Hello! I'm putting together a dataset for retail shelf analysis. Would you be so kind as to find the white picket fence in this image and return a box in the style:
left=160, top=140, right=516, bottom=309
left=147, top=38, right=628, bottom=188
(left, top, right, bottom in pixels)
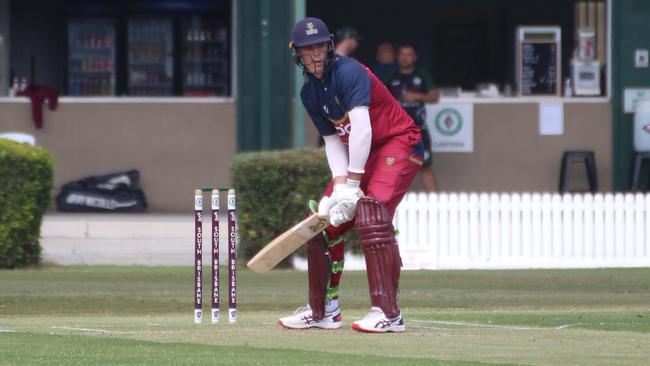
left=393, top=192, right=650, bottom=270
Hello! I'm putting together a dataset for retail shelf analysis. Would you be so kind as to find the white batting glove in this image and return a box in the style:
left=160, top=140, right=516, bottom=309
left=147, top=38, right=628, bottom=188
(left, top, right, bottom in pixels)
left=318, top=195, right=334, bottom=217
left=331, top=179, right=364, bottom=206
left=328, top=200, right=357, bottom=227
left=317, top=178, right=364, bottom=220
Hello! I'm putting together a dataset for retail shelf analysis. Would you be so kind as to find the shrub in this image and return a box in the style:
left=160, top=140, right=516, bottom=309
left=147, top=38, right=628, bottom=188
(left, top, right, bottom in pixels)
left=0, top=139, right=54, bottom=268
left=231, top=148, right=331, bottom=261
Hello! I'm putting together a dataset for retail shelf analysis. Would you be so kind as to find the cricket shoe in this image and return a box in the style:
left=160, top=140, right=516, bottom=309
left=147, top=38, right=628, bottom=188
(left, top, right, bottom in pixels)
left=351, top=307, right=405, bottom=333
left=278, top=305, right=342, bottom=330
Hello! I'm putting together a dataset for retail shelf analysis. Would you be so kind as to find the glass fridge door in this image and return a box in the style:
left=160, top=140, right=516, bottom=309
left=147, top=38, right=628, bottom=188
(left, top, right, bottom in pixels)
left=67, top=20, right=116, bottom=96
left=128, top=19, right=174, bottom=96
left=182, top=16, right=229, bottom=96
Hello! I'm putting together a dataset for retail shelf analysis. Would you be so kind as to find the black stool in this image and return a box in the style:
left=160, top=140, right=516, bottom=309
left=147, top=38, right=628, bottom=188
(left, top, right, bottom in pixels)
left=559, top=151, right=598, bottom=193
left=630, top=152, right=650, bottom=192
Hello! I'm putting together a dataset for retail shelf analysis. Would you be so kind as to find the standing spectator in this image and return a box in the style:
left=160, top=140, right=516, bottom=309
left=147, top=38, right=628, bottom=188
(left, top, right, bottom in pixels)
left=385, top=43, right=439, bottom=192
left=334, top=26, right=361, bottom=57
left=373, top=41, right=397, bottom=83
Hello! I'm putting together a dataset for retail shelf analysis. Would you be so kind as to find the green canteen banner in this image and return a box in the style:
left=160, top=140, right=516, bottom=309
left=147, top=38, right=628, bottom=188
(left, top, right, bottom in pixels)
left=425, top=103, right=474, bottom=153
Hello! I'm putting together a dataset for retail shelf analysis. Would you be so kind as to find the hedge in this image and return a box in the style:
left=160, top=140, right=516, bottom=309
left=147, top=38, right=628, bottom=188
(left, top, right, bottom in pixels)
left=232, top=148, right=331, bottom=261
left=0, top=139, right=54, bottom=268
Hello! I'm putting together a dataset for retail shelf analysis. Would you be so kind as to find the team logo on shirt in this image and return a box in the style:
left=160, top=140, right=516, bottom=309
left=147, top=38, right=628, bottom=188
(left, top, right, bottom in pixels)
left=323, top=104, right=329, bottom=114
left=306, top=22, right=318, bottom=35
left=413, top=77, right=422, bottom=86
left=334, top=122, right=352, bottom=139
left=386, top=157, right=396, bottom=166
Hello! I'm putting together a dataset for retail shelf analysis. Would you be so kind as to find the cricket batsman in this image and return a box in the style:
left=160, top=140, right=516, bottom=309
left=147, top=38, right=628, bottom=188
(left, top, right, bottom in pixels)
left=278, top=17, right=424, bottom=333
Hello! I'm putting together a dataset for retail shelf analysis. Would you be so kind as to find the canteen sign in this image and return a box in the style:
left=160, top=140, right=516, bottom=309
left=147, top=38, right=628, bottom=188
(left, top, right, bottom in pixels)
left=425, top=103, right=474, bottom=153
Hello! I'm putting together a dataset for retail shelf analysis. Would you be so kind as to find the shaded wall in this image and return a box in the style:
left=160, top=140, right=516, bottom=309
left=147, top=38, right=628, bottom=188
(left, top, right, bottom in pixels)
left=432, top=102, right=612, bottom=192
left=0, top=100, right=236, bottom=211
left=309, top=0, right=576, bottom=90
left=9, top=0, right=65, bottom=90
left=303, top=101, right=612, bottom=193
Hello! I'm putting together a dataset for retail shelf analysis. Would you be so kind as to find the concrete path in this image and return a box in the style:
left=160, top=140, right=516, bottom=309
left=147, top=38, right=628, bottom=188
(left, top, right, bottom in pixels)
left=40, top=213, right=367, bottom=268
left=41, top=213, right=205, bottom=265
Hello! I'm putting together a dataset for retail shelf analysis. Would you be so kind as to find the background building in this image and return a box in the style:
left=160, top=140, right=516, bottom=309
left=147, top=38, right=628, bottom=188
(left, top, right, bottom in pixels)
left=1, top=0, right=649, bottom=210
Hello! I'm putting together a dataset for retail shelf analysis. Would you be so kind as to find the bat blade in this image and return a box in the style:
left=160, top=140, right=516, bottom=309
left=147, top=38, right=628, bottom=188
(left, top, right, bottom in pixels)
left=247, top=214, right=329, bottom=273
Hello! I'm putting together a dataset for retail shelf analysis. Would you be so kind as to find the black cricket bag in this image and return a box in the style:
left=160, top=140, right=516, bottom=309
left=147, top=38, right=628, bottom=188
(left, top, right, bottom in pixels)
left=55, top=170, right=148, bottom=212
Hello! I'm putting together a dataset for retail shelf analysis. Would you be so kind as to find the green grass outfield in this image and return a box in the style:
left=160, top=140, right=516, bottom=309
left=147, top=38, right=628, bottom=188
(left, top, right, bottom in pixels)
left=1, top=266, right=650, bottom=365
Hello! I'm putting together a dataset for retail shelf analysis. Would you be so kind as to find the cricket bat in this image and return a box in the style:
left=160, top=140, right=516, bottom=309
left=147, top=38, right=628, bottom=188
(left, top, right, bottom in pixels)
left=247, top=214, right=330, bottom=273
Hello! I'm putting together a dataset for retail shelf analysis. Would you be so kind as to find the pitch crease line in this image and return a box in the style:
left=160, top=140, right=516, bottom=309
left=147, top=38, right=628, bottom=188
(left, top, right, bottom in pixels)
left=50, top=326, right=124, bottom=334
left=411, top=320, right=544, bottom=330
